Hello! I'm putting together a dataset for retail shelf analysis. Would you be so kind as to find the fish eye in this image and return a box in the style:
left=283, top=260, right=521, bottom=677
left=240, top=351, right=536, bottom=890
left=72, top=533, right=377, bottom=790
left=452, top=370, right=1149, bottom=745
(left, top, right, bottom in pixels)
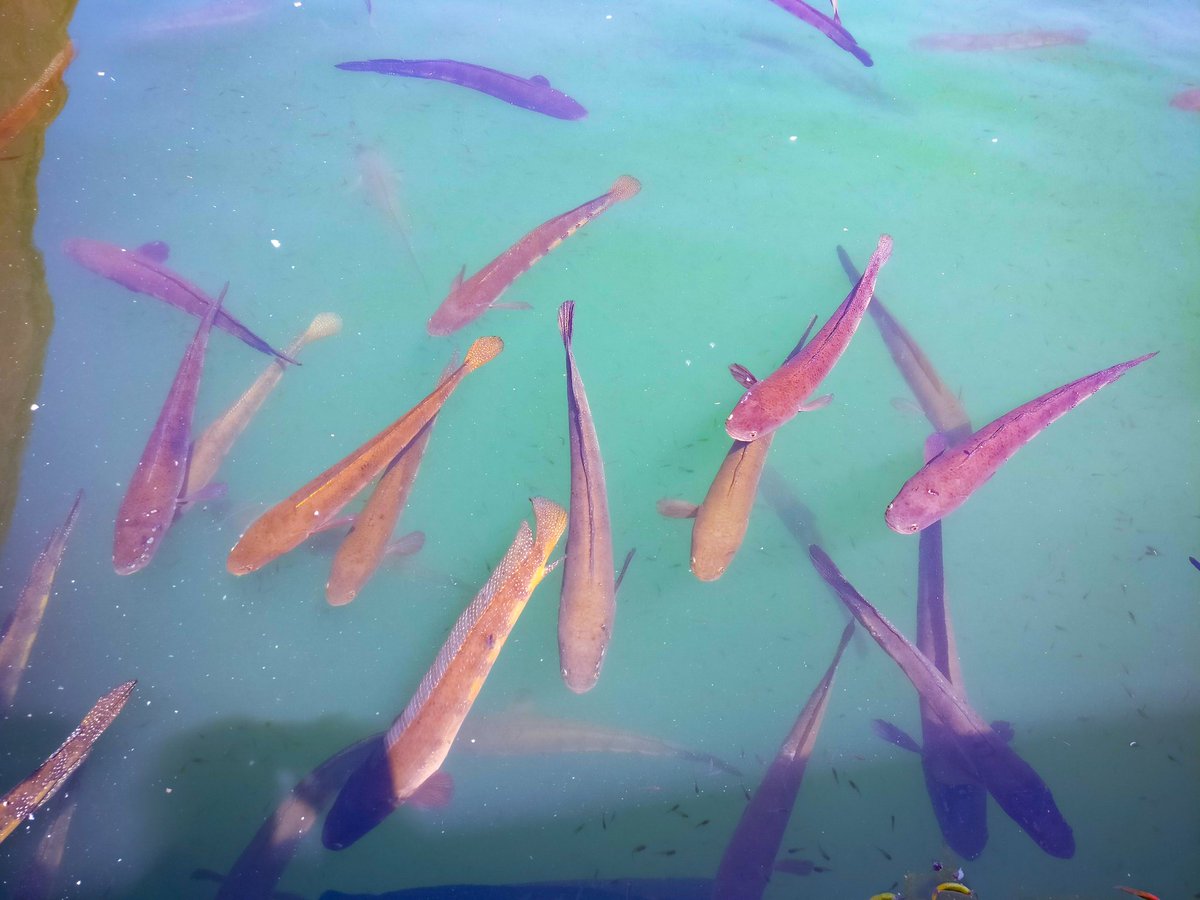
left=909, top=524, right=919, bottom=533
left=748, top=430, right=757, bottom=439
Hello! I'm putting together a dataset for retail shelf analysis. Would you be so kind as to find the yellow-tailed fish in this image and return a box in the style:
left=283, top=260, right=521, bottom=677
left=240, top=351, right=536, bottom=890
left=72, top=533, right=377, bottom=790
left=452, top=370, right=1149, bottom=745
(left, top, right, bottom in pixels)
left=0, top=491, right=83, bottom=711
left=934, top=884, right=974, bottom=897
left=322, top=497, right=567, bottom=850
left=0, top=680, right=135, bottom=845
left=325, top=355, right=457, bottom=607
left=186, top=312, right=342, bottom=499
left=227, top=336, right=503, bottom=575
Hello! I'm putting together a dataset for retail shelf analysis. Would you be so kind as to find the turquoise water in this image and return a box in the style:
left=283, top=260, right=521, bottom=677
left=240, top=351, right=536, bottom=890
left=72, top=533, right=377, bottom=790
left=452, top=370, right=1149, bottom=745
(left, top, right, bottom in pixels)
left=3, top=0, right=1198, bottom=896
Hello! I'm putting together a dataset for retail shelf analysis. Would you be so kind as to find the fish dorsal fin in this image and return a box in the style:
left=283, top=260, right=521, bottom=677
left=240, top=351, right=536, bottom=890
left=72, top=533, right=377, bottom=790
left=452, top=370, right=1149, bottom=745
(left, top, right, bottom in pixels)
left=134, top=241, right=170, bottom=263
left=529, top=74, right=550, bottom=86
left=450, top=264, right=466, bottom=292
left=729, top=363, right=757, bottom=388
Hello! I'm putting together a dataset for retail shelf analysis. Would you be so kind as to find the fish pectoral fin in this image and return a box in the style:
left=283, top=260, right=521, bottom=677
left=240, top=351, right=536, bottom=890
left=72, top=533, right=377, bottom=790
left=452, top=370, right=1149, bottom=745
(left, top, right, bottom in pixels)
left=729, top=363, right=757, bottom=387
left=490, top=301, right=533, bottom=311
left=450, top=264, right=466, bottom=291
left=799, top=394, right=833, bottom=412
left=656, top=498, right=699, bottom=519
left=134, top=240, right=170, bottom=262
left=529, top=74, right=551, bottom=86
left=408, top=770, right=454, bottom=809
left=544, top=554, right=566, bottom=575
left=989, top=719, right=1015, bottom=743
left=385, top=530, right=425, bottom=557
left=179, top=482, right=228, bottom=507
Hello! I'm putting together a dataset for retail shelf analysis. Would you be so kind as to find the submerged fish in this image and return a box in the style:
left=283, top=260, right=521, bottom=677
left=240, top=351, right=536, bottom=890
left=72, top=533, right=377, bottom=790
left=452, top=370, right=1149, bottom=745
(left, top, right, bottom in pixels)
left=912, top=29, right=1087, bottom=52
left=726, top=234, right=892, bottom=441
left=1171, top=88, right=1200, bottom=111
left=885, top=352, right=1157, bottom=534
left=0, top=40, right=75, bottom=150
left=0, top=491, right=83, bottom=710
left=140, top=0, right=270, bottom=35
left=114, top=287, right=227, bottom=575
left=807, top=545, right=1075, bottom=858
left=325, top=357, right=455, bottom=607
left=763, top=0, right=874, bottom=66
left=557, top=301, right=616, bottom=692
left=63, top=238, right=292, bottom=363
left=1114, top=888, right=1160, bottom=900
left=15, top=796, right=75, bottom=900
left=323, top=498, right=567, bottom=850
left=186, top=313, right=343, bottom=499
left=712, top=622, right=854, bottom=900
left=227, top=337, right=503, bottom=575
left=0, top=680, right=135, bottom=845
left=456, top=705, right=741, bottom=776
left=354, top=145, right=428, bottom=289
left=335, top=59, right=587, bottom=120
left=426, top=176, right=640, bottom=335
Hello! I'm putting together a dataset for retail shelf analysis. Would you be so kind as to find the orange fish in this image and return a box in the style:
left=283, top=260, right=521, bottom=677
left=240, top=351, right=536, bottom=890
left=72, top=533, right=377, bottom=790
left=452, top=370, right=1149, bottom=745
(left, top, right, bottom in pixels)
left=0, top=40, right=75, bottom=150
left=227, top=336, right=503, bottom=574
left=1115, top=888, right=1159, bottom=900
left=322, top=498, right=566, bottom=849
left=0, top=680, right=135, bottom=845
left=427, top=176, right=640, bottom=335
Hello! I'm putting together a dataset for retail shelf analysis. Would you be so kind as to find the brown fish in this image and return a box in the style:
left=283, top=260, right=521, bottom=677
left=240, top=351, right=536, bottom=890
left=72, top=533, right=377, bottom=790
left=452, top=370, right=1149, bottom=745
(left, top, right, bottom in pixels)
left=0, top=680, right=135, bottom=845
left=0, top=40, right=75, bottom=150
left=557, top=301, right=615, bottom=692
left=227, top=336, right=503, bottom=574
left=322, top=498, right=567, bottom=850
left=0, top=491, right=83, bottom=711
left=427, top=177, right=640, bottom=335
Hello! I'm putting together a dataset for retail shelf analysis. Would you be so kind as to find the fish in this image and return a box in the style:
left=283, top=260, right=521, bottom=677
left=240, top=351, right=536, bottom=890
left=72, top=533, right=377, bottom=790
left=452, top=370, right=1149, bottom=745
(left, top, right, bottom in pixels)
left=1171, top=88, right=1200, bottom=111
left=556, top=301, right=616, bottom=692
left=426, top=176, right=641, bottom=335
left=227, top=336, right=503, bottom=575
left=114, top=286, right=227, bottom=575
left=63, top=238, right=293, bottom=363
left=773, top=858, right=818, bottom=876
left=657, top=317, right=818, bottom=581
left=186, top=313, right=343, bottom=500
left=325, top=357, right=456, bottom=607
left=318, top=879, right=715, bottom=900
left=912, top=29, right=1087, bottom=52
left=0, top=40, right=75, bottom=150
left=0, top=680, right=135, bottom=845
left=806, top=544, right=1075, bottom=858
left=140, top=0, right=270, bottom=35
left=762, top=0, right=874, bottom=66
left=0, top=491, right=83, bottom=710
left=322, top=498, right=567, bottom=850
left=725, top=234, right=892, bottom=441
left=14, top=797, right=75, bottom=900
left=354, top=145, right=428, bottom=290
left=1190, top=556, right=1200, bottom=572
left=217, top=734, right=380, bottom=899
left=837, top=246, right=971, bottom=443
left=455, top=704, right=741, bottom=776
left=334, top=59, right=587, bottom=120
left=712, top=621, right=854, bottom=900
left=870, top=719, right=921, bottom=753
left=885, top=352, right=1157, bottom=534
left=1114, top=888, right=1160, bottom=900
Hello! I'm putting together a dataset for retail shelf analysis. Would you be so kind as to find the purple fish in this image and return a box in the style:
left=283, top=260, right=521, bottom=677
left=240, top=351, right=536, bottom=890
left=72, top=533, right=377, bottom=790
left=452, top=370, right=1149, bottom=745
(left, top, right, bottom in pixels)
left=113, top=286, right=227, bottom=575
left=334, top=59, right=587, bottom=120
left=807, top=544, right=1075, bottom=858
left=63, top=238, right=293, bottom=364
left=712, top=621, right=854, bottom=900
left=763, top=0, right=874, bottom=66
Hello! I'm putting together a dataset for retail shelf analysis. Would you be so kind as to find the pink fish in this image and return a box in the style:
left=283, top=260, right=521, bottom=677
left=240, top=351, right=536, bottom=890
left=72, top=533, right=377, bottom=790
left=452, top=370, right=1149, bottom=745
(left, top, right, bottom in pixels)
left=886, top=352, right=1157, bottom=534
left=726, top=234, right=892, bottom=441
left=113, top=287, right=227, bottom=574
left=1170, top=87, right=1200, bottom=111
left=427, top=176, right=640, bottom=335
left=912, top=29, right=1087, bottom=52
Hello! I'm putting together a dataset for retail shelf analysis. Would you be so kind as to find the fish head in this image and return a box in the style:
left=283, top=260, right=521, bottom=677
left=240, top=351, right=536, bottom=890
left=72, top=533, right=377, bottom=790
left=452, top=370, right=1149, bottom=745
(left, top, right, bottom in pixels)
left=884, top=481, right=943, bottom=534
left=113, top=514, right=167, bottom=575
left=724, top=389, right=777, bottom=442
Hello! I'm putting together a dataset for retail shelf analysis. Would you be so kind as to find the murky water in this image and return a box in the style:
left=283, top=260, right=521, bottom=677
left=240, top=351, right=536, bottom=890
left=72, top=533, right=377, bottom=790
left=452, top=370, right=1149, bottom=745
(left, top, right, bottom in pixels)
left=1, top=0, right=1197, bottom=897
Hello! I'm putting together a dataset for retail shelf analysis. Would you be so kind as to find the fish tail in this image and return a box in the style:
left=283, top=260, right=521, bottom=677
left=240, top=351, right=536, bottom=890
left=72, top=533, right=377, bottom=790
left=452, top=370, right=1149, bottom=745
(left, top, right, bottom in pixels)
left=464, top=335, right=504, bottom=371
left=302, top=312, right=343, bottom=344
left=530, top=497, right=568, bottom=552
left=609, top=175, right=641, bottom=202
left=558, top=300, right=575, bottom=347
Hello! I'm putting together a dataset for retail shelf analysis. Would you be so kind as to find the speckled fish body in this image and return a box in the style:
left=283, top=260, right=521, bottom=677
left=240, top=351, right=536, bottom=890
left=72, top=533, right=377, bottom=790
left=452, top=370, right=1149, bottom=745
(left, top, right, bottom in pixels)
left=808, top=545, right=1075, bottom=858
left=323, top=498, right=567, bottom=850
left=335, top=59, right=587, bottom=120
left=0, top=680, right=135, bottom=845
left=63, top=238, right=292, bottom=363
left=218, top=734, right=381, bottom=900
left=885, top=352, right=1157, bottom=534
left=0, top=491, right=83, bottom=710
left=556, top=302, right=615, bottom=693
left=227, top=337, right=503, bottom=575
left=325, top=357, right=454, bottom=607
left=726, top=234, right=892, bottom=441
left=427, top=176, right=640, bottom=335
left=764, top=0, right=874, bottom=66
left=186, top=313, right=342, bottom=499
left=912, top=29, right=1087, bottom=51
left=113, top=291, right=225, bottom=575
left=712, top=622, right=854, bottom=900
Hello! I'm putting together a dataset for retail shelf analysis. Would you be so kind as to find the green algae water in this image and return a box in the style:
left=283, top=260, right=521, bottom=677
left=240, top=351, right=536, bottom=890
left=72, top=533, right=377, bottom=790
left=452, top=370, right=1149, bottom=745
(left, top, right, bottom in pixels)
left=2, top=0, right=1197, bottom=896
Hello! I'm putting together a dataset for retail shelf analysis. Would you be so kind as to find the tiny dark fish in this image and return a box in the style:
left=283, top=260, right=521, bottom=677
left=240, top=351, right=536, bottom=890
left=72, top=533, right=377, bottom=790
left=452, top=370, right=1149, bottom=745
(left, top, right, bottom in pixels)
left=601, top=812, right=607, bottom=831
left=787, top=847, right=805, bottom=854
left=818, top=842, right=831, bottom=861
left=814, top=866, right=831, bottom=873
left=573, top=823, right=585, bottom=834
left=1128, top=611, right=1137, bottom=624
left=632, top=845, right=646, bottom=854
left=668, top=804, right=679, bottom=813
left=831, top=767, right=840, bottom=785
left=694, top=778, right=701, bottom=796
left=876, top=846, right=893, bottom=861
left=890, top=814, right=895, bottom=832
left=848, top=779, right=860, bottom=795
left=657, top=849, right=676, bottom=857
left=695, top=819, right=710, bottom=828
left=1190, top=556, right=1200, bottom=572
left=741, top=785, right=752, bottom=801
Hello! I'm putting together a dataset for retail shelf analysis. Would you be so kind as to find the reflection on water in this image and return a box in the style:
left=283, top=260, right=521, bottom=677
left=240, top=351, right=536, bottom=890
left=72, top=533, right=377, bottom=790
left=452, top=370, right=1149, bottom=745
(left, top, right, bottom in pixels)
left=1, top=0, right=1197, bottom=898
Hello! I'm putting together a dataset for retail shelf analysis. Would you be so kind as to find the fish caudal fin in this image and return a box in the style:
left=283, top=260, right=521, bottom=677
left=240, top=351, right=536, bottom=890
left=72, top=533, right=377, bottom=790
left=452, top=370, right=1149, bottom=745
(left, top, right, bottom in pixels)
left=464, top=336, right=504, bottom=371
left=558, top=300, right=575, bottom=347
left=531, top=496, right=568, bottom=551
left=304, top=312, right=343, bottom=342
left=609, top=175, right=641, bottom=202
